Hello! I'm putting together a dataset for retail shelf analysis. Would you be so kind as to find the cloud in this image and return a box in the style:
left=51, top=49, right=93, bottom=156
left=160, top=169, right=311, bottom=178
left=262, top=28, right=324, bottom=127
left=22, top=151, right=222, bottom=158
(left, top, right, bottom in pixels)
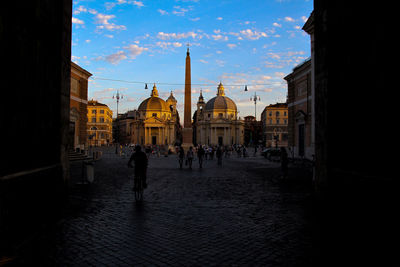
left=123, top=44, right=148, bottom=58
left=227, top=43, right=237, bottom=49
left=72, top=17, right=84, bottom=24
left=157, top=31, right=199, bottom=40
left=105, top=51, right=127, bottom=64
left=158, top=9, right=168, bottom=15
left=216, top=17, right=223, bottom=20
left=132, top=1, right=144, bottom=8
left=155, top=41, right=183, bottom=50
left=212, top=34, right=228, bottom=41
left=199, top=59, right=208, bottom=64
left=95, top=13, right=127, bottom=31
left=172, top=6, right=190, bottom=16
left=190, top=17, right=200, bottom=21
left=239, top=29, right=268, bottom=40
left=273, top=22, right=282, bottom=27
left=284, top=16, right=295, bottom=22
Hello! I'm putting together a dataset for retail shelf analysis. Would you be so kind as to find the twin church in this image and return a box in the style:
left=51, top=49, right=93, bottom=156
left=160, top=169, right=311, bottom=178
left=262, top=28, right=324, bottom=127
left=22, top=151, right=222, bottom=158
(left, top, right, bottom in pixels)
left=115, top=48, right=244, bottom=147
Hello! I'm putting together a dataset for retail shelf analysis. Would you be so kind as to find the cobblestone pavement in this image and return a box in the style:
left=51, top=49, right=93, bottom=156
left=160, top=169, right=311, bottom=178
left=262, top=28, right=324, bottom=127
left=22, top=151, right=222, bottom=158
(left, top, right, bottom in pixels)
left=21, top=148, right=315, bottom=266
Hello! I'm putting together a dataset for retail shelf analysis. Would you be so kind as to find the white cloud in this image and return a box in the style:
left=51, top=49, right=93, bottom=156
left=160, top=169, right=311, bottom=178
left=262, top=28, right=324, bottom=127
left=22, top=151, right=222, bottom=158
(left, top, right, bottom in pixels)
left=155, top=41, right=183, bottom=49
left=199, top=59, right=208, bottom=64
left=212, top=34, right=228, bottom=41
left=273, top=22, right=282, bottom=27
left=72, top=17, right=84, bottom=24
left=239, top=29, right=268, bottom=40
left=216, top=17, right=223, bottom=20
left=132, top=1, right=144, bottom=8
left=105, top=51, right=127, bottom=64
left=158, top=9, right=168, bottom=15
left=124, top=44, right=148, bottom=58
left=172, top=6, right=190, bottom=16
left=284, top=16, right=295, bottom=22
left=190, top=17, right=200, bottom=21
left=227, top=43, right=237, bottom=49
left=73, top=6, right=87, bottom=15
left=95, top=13, right=127, bottom=31
left=157, top=31, right=199, bottom=40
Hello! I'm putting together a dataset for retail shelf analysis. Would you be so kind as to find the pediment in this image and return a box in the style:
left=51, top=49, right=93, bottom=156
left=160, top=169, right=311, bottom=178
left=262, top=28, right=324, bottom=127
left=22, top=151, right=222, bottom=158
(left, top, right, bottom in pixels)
left=144, top=116, right=164, bottom=123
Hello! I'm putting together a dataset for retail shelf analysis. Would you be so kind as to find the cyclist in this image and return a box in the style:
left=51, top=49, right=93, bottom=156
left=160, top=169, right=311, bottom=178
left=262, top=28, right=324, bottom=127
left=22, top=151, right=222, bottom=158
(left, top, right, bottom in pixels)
left=178, top=146, right=185, bottom=169
left=128, top=145, right=148, bottom=190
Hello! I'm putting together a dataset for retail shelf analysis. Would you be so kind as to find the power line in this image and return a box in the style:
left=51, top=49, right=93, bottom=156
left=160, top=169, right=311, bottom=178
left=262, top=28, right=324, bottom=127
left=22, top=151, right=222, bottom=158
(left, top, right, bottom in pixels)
left=90, top=76, right=286, bottom=87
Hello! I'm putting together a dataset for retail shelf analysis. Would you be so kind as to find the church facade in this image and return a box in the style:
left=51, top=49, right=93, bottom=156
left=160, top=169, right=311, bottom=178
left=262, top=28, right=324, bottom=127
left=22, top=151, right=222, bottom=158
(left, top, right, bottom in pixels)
left=115, top=84, right=181, bottom=146
left=193, top=83, right=244, bottom=146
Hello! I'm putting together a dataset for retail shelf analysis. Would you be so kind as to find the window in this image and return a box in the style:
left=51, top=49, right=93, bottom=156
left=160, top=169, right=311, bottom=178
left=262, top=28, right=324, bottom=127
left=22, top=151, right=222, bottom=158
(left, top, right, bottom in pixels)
left=92, top=110, right=96, bottom=114
left=152, top=113, right=157, bottom=117
left=284, top=119, right=287, bottom=125
left=277, top=119, right=280, bottom=124
left=100, top=117, right=105, bottom=123
left=91, top=117, right=96, bottom=123
left=284, top=111, right=287, bottom=116
left=276, top=111, right=280, bottom=117
left=269, top=111, right=272, bottom=116
left=218, top=113, right=223, bottom=118
left=269, top=119, right=272, bottom=124
left=100, top=110, right=104, bottom=114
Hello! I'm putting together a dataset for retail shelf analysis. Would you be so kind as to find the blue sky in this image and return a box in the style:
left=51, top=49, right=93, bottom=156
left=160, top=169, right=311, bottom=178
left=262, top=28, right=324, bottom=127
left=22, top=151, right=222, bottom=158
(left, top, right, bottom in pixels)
left=72, top=0, right=313, bottom=120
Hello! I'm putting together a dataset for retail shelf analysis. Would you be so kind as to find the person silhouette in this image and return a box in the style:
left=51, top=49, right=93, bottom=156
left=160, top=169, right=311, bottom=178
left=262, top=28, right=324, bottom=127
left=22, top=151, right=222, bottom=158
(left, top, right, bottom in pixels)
left=128, top=145, right=148, bottom=190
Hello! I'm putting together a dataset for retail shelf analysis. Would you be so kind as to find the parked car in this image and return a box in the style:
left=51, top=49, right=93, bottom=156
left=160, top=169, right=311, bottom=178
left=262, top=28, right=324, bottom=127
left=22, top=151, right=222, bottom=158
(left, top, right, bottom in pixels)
left=261, top=148, right=281, bottom=161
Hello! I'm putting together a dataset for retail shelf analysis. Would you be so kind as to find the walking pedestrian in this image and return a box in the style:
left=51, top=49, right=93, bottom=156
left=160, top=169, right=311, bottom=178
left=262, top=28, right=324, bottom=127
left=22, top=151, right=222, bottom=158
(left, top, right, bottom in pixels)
left=280, top=147, right=288, bottom=179
left=187, top=146, right=194, bottom=169
left=216, top=146, right=222, bottom=166
left=178, top=146, right=185, bottom=169
left=197, top=145, right=205, bottom=168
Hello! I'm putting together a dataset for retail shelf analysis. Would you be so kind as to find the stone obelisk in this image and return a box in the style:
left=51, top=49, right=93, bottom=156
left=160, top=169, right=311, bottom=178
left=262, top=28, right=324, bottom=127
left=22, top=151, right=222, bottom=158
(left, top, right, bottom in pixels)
left=182, top=46, right=193, bottom=149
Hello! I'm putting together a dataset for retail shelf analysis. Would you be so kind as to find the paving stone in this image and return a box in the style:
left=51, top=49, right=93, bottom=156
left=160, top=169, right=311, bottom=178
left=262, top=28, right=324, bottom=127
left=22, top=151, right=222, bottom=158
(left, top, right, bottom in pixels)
left=15, top=147, right=315, bottom=266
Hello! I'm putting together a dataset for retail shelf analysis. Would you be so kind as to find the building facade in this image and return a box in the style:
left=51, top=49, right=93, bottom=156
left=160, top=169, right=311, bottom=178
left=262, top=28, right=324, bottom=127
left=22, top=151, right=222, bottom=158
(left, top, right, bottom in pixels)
left=70, top=62, right=91, bottom=151
left=193, top=83, right=244, bottom=146
left=261, top=103, right=288, bottom=148
left=243, top=116, right=262, bottom=146
left=284, top=59, right=313, bottom=159
left=87, top=100, right=113, bottom=146
left=115, top=85, right=181, bottom=146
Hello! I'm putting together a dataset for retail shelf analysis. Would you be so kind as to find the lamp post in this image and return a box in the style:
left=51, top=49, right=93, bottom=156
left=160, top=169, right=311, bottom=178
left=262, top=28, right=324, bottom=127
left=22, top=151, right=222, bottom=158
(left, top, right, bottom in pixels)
left=113, top=90, right=123, bottom=118
left=113, top=90, right=123, bottom=153
left=250, top=91, right=261, bottom=120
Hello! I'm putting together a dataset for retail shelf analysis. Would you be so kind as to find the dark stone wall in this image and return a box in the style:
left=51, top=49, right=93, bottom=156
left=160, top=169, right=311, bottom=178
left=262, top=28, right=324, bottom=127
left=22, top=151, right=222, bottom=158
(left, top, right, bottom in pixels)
left=0, top=0, right=72, bottom=253
left=313, top=1, right=396, bottom=265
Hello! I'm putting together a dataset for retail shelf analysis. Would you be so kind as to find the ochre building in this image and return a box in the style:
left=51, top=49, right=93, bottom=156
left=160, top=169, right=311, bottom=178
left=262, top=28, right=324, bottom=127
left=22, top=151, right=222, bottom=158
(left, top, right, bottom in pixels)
left=87, top=100, right=113, bottom=146
left=115, top=84, right=181, bottom=146
left=260, top=103, right=288, bottom=148
left=193, top=83, right=244, bottom=146
left=70, top=62, right=91, bottom=151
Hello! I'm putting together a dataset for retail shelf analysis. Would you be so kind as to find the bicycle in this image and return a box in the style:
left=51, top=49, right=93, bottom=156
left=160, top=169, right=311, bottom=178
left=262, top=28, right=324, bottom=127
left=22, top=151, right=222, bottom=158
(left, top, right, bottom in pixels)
left=134, top=174, right=145, bottom=202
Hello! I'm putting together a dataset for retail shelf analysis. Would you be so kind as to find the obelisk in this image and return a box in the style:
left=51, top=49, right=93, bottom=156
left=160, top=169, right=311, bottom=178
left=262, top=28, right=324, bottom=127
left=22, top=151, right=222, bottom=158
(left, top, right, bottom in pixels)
left=182, top=46, right=193, bottom=148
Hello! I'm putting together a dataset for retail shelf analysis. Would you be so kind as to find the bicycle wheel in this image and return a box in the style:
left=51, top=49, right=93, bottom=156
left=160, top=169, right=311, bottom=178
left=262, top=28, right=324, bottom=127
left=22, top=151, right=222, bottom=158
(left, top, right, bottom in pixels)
left=134, top=176, right=143, bottom=202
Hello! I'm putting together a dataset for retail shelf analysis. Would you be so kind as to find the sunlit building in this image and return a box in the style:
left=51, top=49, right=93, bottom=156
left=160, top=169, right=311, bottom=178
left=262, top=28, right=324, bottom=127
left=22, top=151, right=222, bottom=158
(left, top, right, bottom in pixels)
left=70, top=62, right=91, bottom=151
left=115, top=84, right=181, bottom=146
left=87, top=100, right=113, bottom=146
left=193, top=83, right=244, bottom=146
left=261, top=103, right=288, bottom=148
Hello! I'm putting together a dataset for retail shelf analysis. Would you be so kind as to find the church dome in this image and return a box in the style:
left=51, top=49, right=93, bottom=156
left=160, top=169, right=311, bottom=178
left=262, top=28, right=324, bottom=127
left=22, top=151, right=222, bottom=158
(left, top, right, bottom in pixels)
left=204, top=83, right=237, bottom=111
left=138, top=84, right=169, bottom=112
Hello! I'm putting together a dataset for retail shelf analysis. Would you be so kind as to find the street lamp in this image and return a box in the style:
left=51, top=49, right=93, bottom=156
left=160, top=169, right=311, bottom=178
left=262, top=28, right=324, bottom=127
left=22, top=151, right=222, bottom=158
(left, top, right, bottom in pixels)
left=113, top=90, right=123, bottom=153
left=250, top=91, right=261, bottom=120
left=112, top=90, right=124, bottom=118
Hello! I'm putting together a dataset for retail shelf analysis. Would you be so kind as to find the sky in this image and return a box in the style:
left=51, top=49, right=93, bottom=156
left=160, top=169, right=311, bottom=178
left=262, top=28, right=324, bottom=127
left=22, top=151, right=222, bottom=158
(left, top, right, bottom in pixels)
left=71, top=0, right=313, bottom=121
